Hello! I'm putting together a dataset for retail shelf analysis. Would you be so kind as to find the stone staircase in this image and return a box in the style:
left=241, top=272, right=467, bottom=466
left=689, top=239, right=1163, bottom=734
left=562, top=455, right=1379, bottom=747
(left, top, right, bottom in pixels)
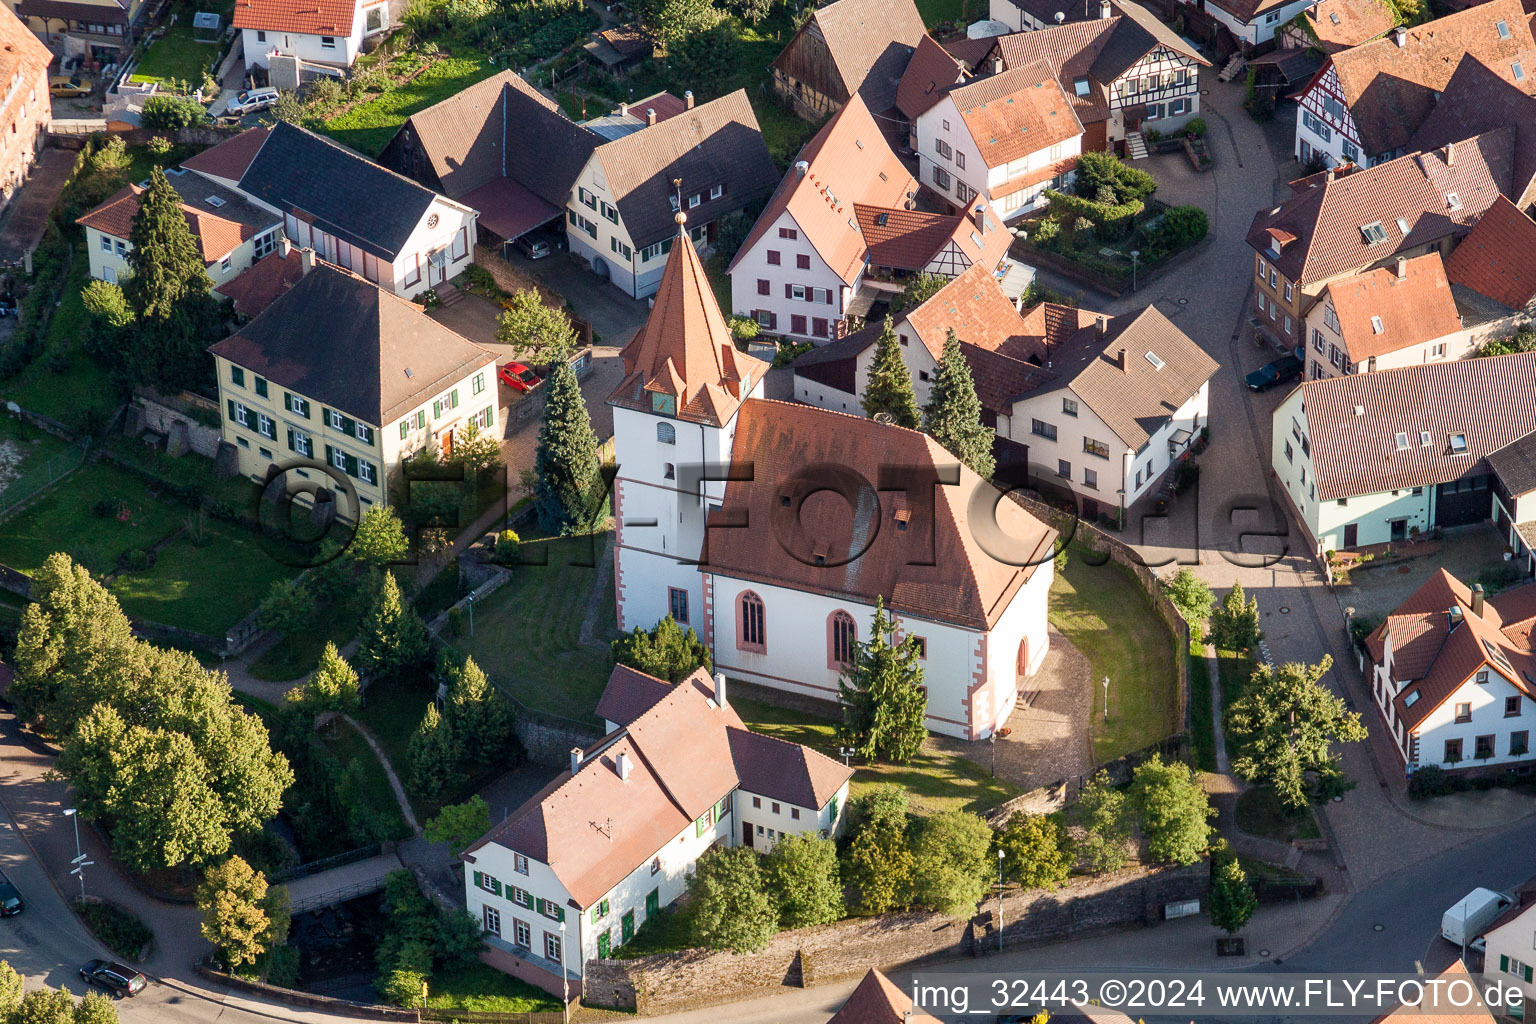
left=1126, top=131, right=1149, bottom=159
left=434, top=280, right=465, bottom=307
left=1218, top=53, right=1247, bottom=82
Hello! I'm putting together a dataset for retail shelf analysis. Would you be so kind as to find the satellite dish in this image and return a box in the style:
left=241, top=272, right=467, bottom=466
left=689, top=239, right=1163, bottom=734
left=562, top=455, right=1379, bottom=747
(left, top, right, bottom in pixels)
left=1055, top=10, right=1065, bottom=21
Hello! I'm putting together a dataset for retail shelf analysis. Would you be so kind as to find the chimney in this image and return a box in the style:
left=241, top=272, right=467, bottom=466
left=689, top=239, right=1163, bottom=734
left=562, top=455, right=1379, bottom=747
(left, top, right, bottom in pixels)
left=795, top=159, right=810, bottom=178
left=1472, top=584, right=1485, bottom=618
left=973, top=204, right=986, bottom=231
left=1100, top=0, right=1112, bottom=17
left=1116, top=346, right=1126, bottom=371
left=684, top=89, right=694, bottom=109
left=1395, top=256, right=1407, bottom=280
left=279, top=236, right=292, bottom=259
left=1449, top=605, right=1464, bottom=629
left=1443, top=141, right=1455, bottom=166
left=619, top=101, right=628, bottom=116
left=1394, top=25, right=1407, bottom=46
left=714, top=672, right=728, bottom=707
left=646, top=107, right=657, bottom=126
left=616, top=751, right=632, bottom=781
left=1096, top=315, right=1108, bottom=335
left=300, top=247, right=315, bottom=273
left=570, top=746, right=584, bottom=774
left=989, top=53, right=1003, bottom=75
left=1325, top=167, right=1334, bottom=183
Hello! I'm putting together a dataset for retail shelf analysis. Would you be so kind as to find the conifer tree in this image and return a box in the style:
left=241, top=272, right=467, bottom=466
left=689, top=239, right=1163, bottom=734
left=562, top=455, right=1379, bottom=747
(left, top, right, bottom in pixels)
left=407, top=703, right=455, bottom=800
left=355, top=571, right=430, bottom=685
left=123, top=166, right=218, bottom=392
left=924, top=329, right=995, bottom=479
left=861, top=316, right=920, bottom=427
left=837, top=598, right=928, bottom=764
left=534, top=360, right=602, bottom=536
left=442, top=656, right=514, bottom=769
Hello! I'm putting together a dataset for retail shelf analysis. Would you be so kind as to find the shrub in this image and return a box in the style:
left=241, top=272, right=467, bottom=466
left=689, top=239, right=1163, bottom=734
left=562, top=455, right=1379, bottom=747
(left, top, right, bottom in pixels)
left=1158, top=205, right=1209, bottom=250
left=1407, top=767, right=1450, bottom=799
left=1184, top=117, right=1208, bottom=137
left=1073, top=150, right=1157, bottom=203
left=141, top=94, right=207, bottom=131
left=492, top=528, right=521, bottom=563
left=118, top=548, right=154, bottom=572
left=74, top=899, right=154, bottom=959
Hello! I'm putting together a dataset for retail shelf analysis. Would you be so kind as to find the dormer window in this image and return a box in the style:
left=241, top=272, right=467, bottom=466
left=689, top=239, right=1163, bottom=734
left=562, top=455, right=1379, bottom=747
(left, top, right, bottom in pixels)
left=1270, top=239, right=1281, bottom=257
left=1360, top=221, right=1388, bottom=244
left=1394, top=432, right=1409, bottom=450
left=1446, top=192, right=1462, bottom=210
left=1371, top=315, right=1384, bottom=333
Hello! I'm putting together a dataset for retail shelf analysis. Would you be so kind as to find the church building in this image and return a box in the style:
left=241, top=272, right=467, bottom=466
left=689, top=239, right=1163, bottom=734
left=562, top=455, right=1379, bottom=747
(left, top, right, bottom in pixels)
left=608, top=211, right=1059, bottom=741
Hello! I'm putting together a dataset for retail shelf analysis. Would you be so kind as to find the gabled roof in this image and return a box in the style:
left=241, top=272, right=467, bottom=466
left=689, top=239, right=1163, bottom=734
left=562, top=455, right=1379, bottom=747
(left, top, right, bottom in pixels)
left=609, top=221, right=769, bottom=427
left=706, top=399, right=1057, bottom=631
left=828, top=970, right=941, bottom=1024
left=1486, top=429, right=1536, bottom=498
left=1445, top=194, right=1536, bottom=310
left=182, top=127, right=271, bottom=184
left=896, top=34, right=970, bottom=119
left=232, top=0, right=361, bottom=35
left=1207, top=0, right=1317, bottom=26
left=854, top=202, right=1010, bottom=273
left=465, top=668, right=851, bottom=908
left=589, top=89, right=777, bottom=252
left=727, top=729, right=850, bottom=810
left=0, top=6, right=52, bottom=106
left=771, top=0, right=927, bottom=114
left=727, top=95, right=915, bottom=286
left=1319, top=0, right=1536, bottom=157
left=1292, top=351, right=1536, bottom=501
left=1406, top=57, right=1536, bottom=210
left=1245, top=132, right=1513, bottom=286
left=1295, top=0, right=1395, bottom=52
left=208, top=260, right=494, bottom=426
left=946, top=59, right=1084, bottom=168
left=1024, top=306, right=1218, bottom=448
left=1320, top=253, right=1464, bottom=365
left=238, top=121, right=450, bottom=262
left=215, top=246, right=305, bottom=316
left=901, top=261, right=1098, bottom=363
left=1370, top=961, right=1494, bottom=1023
left=77, top=172, right=279, bottom=264
left=593, top=665, right=672, bottom=727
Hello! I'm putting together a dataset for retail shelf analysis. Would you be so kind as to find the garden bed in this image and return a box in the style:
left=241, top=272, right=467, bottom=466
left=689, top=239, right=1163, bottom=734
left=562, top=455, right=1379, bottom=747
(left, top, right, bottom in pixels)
left=74, top=897, right=154, bottom=961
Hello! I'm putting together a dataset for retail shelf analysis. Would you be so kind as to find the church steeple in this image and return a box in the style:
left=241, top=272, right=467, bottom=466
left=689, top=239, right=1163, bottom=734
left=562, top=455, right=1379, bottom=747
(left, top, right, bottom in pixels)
left=606, top=185, right=768, bottom=427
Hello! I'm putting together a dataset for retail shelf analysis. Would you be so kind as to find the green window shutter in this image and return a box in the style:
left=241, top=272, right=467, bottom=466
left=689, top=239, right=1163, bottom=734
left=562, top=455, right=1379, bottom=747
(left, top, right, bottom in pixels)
left=590, top=906, right=599, bottom=924
left=416, top=411, right=425, bottom=429
left=490, top=877, right=502, bottom=896
left=286, top=429, right=295, bottom=452
left=433, top=400, right=441, bottom=417
left=1502, top=955, right=1510, bottom=973
left=472, top=871, right=482, bottom=889
left=400, top=421, right=408, bottom=440
left=450, top=390, right=459, bottom=409
left=345, top=454, right=358, bottom=477
left=557, top=905, right=565, bottom=922
left=602, top=898, right=609, bottom=917
left=536, top=897, right=545, bottom=915
left=342, top=415, right=355, bottom=435
left=1525, top=964, right=1532, bottom=983
left=227, top=399, right=236, bottom=421
left=324, top=444, right=334, bottom=466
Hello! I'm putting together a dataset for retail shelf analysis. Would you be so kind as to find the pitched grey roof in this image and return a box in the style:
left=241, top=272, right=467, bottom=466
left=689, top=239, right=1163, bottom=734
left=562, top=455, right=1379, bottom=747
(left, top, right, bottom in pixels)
left=207, top=261, right=494, bottom=426
left=1488, top=429, right=1536, bottom=498
left=591, top=90, right=777, bottom=251
left=237, top=122, right=445, bottom=262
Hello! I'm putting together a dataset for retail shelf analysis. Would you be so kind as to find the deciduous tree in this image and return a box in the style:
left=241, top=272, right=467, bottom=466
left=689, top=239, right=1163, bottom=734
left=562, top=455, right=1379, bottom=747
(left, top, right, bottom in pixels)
left=1225, top=656, right=1367, bottom=809
left=257, top=578, right=315, bottom=638
left=837, top=598, right=927, bottom=764
left=1209, top=858, right=1257, bottom=935
left=12, top=988, right=75, bottom=1024
left=1164, top=569, right=1215, bottom=643
left=861, top=316, right=920, bottom=428
left=685, top=846, right=777, bottom=953
left=843, top=787, right=914, bottom=915
left=198, top=855, right=289, bottom=970
left=924, top=329, right=995, bottom=479
left=611, top=614, right=711, bottom=682
left=496, top=289, right=578, bottom=366
left=997, top=812, right=1071, bottom=890
left=1210, top=581, right=1262, bottom=652
left=761, top=833, right=844, bottom=928
left=892, top=271, right=946, bottom=313
left=534, top=359, right=602, bottom=536
left=1073, top=770, right=1131, bottom=874
left=424, top=796, right=492, bottom=858
left=910, top=810, right=995, bottom=917
left=71, top=991, right=119, bottom=1024
left=349, top=506, right=409, bottom=568
left=0, top=960, right=22, bottom=1017
left=1130, top=754, right=1215, bottom=865
left=451, top=419, right=502, bottom=477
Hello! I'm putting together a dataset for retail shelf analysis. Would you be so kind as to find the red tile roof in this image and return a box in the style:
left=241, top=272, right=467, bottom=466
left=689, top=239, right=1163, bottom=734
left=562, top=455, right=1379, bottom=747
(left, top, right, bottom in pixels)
left=1318, top=0, right=1536, bottom=157
left=182, top=127, right=271, bottom=183
left=0, top=3, right=52, bottom=116
left=854, top=202, right=1010, bottom=273
left=609, top=223, right=769, bottom=427
left=828, top=971, right=941, bottom=1024
left=948, top=59, right=1084, bottom=169
left=1295, top=351, right=1536, bottom=501
left=1370, top=961, right=1495, bottom=1023
left=896, top=34, right=969, bottom=119
left=728, top=94, right=915, bottom=286
left=465, top=668, right=851, bottom=908
left=215, top=247, right=305, bottom=316
left=593, top=665, right=672, bottom=727
left=232, top=0, right=360, bottom=35
left=771, top=0, right=927, bottom=114
left=1444, top=194, right=1536, bottom=310
left=76, top=184, right=257, bottom=264
left=1321, top=253, right=1464, bottom=365
left=901, top=261, right=1067, bottom=361
left=1407, top=56, right=1536, bottom=211
left=1297, top=0, right=1395, bottom=51
left=706, top=399, right=1057, bottom=631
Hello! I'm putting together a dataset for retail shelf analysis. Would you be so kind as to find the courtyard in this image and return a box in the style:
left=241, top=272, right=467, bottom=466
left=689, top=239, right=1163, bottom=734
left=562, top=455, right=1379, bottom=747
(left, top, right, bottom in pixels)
left=1336, top=524, right=1518, bottom=625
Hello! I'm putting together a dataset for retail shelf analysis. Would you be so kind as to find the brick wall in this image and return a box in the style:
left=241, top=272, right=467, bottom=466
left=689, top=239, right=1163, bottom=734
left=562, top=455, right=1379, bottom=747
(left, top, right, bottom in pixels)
left=582, top=863, right=1207, bottom=1014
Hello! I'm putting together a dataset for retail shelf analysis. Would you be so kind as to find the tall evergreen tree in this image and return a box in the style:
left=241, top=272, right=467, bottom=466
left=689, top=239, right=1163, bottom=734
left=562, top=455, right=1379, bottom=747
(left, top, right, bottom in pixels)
left=123, top=166, right=218, bottom=392
left=286, top=642, right=361, bottom=717
left=442, top=656, right=514, bottom=769
left=924, top=329, right=995, bottom=479
left=837, top=598, right=927, bottom=764
left=534, top=360, right=602, bottom=536
left=407, top=703, right=455, bottom=800
left=860, top=316, right=921, bottom=428
left=1210, top=580, right=1262, bottom=652
left=354, top=571, right=431, bottom=685
left=1210, top=858, right=1257, bottom=935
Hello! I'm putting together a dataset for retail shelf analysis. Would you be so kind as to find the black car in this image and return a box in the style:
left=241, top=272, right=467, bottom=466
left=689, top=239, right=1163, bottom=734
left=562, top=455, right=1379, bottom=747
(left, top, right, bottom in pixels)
left=79, top=960, right=146, bottom=998
left=1244, top=353, right=1304, bottom=391
left=0, top=873, right=20, bottom=916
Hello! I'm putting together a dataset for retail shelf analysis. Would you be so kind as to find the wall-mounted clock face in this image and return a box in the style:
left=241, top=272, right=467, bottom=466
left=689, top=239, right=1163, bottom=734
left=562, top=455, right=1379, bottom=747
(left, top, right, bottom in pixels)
left=651, top=393, right=677, bottom=416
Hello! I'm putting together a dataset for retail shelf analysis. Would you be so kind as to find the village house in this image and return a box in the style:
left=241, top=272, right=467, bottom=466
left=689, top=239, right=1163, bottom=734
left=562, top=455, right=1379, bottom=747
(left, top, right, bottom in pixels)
left=726, top=95, right=1010, bottom=343
left=10, top=0, right=139, bottom=64
left=1245, top=133, right=1520, bottom=351
left=1291, top=0, right=1536, bottom=169
left=1483, top=880, right=1536, bottom=1006
left=769, top=0, right=926, bottom=125
left=233, top=0, right=388, bottom=69
left=0, top=4, right=49, bottom=207
left=1365, top=570, right=1536, bottom=774
left=1301, top=253, right=1519, bottom=381
left=1270, top=352, right=1536, bottom=553
left=1403, top=57, right=1536, bottom=214
left=895, top=34, right=971, bottom=132
left=1180, top=0, right=1318, bottom=48
left=612, top=214, right=1058, bottom=740
left=912, top=60, right=1084, bottom=219
left=208, top=252, right=496, bottom=512
left=463, top=666, right=852, bottom=998
left=829, top=971, right=943, bottom=1024
left=195, top=121, right=480, bottom=299
left=1444, top=195, right=1536, bottom=317
left=981, top=0, right=1209, bottom=155
left=1277, top=0, right=1393, bottom=54
left=76, top=169, right=282, bottom=290
left=1488, top=430, right=1536, bottom=576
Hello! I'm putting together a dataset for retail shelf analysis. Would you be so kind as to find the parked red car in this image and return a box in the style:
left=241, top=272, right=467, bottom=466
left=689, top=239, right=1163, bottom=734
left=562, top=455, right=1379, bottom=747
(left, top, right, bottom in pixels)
left=498, top=362, right=543, bottom=392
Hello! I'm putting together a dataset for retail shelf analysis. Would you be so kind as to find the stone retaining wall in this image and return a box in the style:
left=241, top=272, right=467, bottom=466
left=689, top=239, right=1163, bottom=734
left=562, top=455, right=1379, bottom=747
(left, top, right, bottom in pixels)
left=128, top=393, right=222, bottom=459
left=193, top=964, right=416, bottom=1021
left=583, top=863, right=1207, bottom=1014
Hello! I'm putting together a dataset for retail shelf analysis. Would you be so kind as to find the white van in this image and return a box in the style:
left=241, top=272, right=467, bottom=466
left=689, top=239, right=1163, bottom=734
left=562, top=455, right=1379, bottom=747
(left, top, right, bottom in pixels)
left=226, top=87, right=279, bottom=115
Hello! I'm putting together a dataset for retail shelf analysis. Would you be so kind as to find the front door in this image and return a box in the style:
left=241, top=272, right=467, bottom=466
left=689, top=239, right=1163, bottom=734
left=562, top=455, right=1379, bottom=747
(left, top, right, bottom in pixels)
left=439, top=430, right=453, bottom=458
left=645, top=888, right=659, bottom=918
left=742, top=821, right=753, bottom=847
left=621, top=910, right=635, bottom=943
left=427, top=248, right=447, bottom=287
left=1390, top=518, right=1408, bottom=542
left=1344, top=523, right=1358, bottom=548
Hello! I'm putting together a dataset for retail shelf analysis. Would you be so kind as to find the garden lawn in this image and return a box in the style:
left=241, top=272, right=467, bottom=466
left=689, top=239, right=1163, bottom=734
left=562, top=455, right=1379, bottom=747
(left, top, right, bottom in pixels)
left=323, top=51, right=499, bottom=157
left=249, top=597, right=364, bottom=681
left=129, top=23, right=219, bottom=85
left=449, top=530, right=617, bottom=723
left=1235, top=786, right=1321, bottom=843
left=914, top=0, right=976, bottom=25
left=424, top=964, right=561, bottom=1013
left=1, top=251, right=120, bottom=430
left=1049, top=554, right=1178, bottom=762
left=0, top=460, right=184, bottom=576
left=107, top=520, right=294, bottom=636
left=321, top=719, right=411, bottom=841
left=732, top=696, right=1018, bottom=816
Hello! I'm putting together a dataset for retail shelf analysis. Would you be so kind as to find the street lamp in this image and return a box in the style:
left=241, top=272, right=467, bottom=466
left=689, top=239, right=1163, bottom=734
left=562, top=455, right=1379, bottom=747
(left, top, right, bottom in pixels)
left=467, top=593, right=475, bottom=636
left=1102, top=675, right=1110, bottom=723
left=996, top=848, right=1006, bottom=952
left=558, top=918, right=569, bottom=1024
left=63, top=808, right=91, bottom=901
left=1130, top=250, right=1141, bottom=292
